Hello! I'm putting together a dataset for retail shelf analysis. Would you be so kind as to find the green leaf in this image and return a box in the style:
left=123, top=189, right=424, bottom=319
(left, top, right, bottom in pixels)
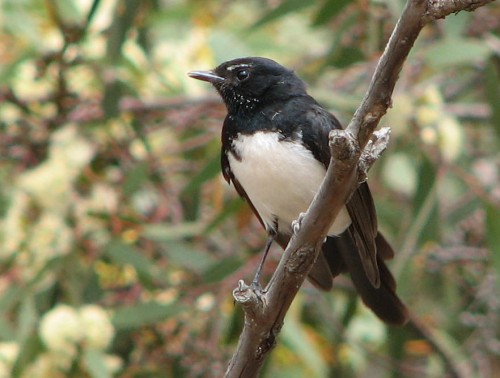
left=105, top=240, right=157, bottom=286
left=83, top=349, right=111, bottom=378
left=159, top=241, right=214, bottom=273
left=11, top=334, right=44, bottom=377
left=28, top=256, right=66, bottom=294
left=224, top=305, right=244, bottom=344
left=424, top=38, right=490, bottom=68
left=0, top=316, right=15, bottom=341
left=84, top=349, right=111, bottom=378
left=17, top=295, right=38, bottom=344
left=280, top=300, right=327, bottom=377
left=0, top=286, right=23, bottom=312
left=412, top=156, right=439, bottom=244
left=201, top=255, right=244, bottom=284
left=484, top=58, right=500, bottom=140
left=112, top=302, right=185, bottom=330
left=485, top=202, right=500, bottom=276
left=122, top=162, right=149, bottom=197
left=83, top=268, right=104, bottom=303
left=382, top=152, right=417, bottom=196
left=106, top=0, right=141, bottom=60
left=331, top=46, right=364, bottom=68
left=53, top=0, right=84, bottom=25
left=203, top=197, right=245, bottom=234
left=442, top=11, right=470, bottom=38
left=102, top=80, right=124, bottom=118
left=182, top=154, right=220, bottom=194
left=312, top=0, right=350, bottom=26
left=323, top=13, right=362, bottom=69
left=142, top=222, right=204, bottom=242
left=422, top=324, right=474, bottom=376
left=252, top=0, right=313, bottom=29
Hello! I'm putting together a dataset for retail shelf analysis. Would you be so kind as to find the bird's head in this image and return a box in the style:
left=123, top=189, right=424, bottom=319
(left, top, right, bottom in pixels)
left=188, top=57, right=306, bottom=113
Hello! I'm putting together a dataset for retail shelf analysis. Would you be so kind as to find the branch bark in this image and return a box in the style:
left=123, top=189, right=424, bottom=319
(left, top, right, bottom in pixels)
left=224, top=1, right=495, bottom=377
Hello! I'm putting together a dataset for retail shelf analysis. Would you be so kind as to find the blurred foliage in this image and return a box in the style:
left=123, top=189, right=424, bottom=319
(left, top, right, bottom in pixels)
left=0, top=0, right=499, bottom=377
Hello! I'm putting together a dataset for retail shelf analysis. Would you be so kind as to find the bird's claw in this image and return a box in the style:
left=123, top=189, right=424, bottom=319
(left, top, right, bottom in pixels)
left=250, top=279, right=263, bottom=293
left=292, top=212, right=306, bottom=234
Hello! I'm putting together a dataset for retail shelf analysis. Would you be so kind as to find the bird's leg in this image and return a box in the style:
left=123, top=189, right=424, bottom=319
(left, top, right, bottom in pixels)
left=251, top=232, right=276, bottom=291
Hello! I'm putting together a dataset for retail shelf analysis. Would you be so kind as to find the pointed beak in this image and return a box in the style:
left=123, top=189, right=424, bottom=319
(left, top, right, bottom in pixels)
left=187, top=70, right=224, bottom=84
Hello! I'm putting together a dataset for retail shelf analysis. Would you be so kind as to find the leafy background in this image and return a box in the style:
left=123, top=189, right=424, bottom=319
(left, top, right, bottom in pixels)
left=0, top=0, right=499, bottom=377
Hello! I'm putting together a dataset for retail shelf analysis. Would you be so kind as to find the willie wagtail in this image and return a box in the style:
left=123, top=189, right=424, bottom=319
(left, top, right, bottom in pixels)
left=188, top=57, right=408, bottom=325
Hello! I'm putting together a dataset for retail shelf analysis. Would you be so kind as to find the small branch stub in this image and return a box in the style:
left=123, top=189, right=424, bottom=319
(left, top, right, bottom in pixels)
left=426, top=0, right=496, bottom=20
left=329, top=129, right=359, bottom=162
left=233, top=280, right=256, bottom=302
left=232, top=280, right=265, bottom=315
left=359, top=127, right=392, bottom=181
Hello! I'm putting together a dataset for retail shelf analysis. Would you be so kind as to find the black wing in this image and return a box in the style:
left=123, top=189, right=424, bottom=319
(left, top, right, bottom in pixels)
left=299, top=101, right=380, bottom=288
left=299, top=100, right=408, bottom=324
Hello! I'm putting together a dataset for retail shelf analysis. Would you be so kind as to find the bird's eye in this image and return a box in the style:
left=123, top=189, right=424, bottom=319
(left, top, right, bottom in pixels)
left=236, top=69, right=249, bottom=81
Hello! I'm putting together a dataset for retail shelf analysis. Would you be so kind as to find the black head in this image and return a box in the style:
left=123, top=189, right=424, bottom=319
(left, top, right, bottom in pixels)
left=188, top=57, right=306, bottom=113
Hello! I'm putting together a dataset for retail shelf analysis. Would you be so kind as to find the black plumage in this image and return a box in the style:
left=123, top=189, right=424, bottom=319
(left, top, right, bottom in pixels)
left=188, top=57, right=408, bottom=325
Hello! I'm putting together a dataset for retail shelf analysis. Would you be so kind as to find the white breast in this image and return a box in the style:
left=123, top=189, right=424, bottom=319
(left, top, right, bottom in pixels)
left=228, top=131, right=351, bottom=236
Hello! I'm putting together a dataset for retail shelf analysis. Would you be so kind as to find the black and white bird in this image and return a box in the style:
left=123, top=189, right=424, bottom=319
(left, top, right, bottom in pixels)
left=188, top=57, right=408, bottom=325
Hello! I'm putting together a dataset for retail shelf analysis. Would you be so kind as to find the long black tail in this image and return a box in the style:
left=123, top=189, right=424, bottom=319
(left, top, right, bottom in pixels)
left=311, top=231, right=409, bottom=325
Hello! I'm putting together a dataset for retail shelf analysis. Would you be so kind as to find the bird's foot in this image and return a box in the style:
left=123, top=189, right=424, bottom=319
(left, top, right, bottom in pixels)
left=292, top=212, right=307, bottom=235
left=250, top=278, right=264, bottom=294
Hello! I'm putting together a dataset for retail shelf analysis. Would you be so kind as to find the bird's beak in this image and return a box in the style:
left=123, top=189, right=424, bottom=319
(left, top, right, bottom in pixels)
left=187, top=70, right=224, bottom=84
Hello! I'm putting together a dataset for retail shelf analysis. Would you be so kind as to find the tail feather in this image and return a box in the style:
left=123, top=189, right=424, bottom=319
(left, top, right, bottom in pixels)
left=280, top=228, right=408, bottom=325
left=323, top=230, right=408, bottom=325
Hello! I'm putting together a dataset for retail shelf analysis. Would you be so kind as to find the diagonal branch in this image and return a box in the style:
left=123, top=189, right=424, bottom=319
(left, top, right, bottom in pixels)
left=224, top=1, right=495, bottom=377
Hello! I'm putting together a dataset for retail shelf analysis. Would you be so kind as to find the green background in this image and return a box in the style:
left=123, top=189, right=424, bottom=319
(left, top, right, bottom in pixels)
left=0, top=0, right=499, bottom=377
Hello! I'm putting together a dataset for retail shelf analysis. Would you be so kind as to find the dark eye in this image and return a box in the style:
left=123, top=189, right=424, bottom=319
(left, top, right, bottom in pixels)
left=236, top=69, right=249, bottom=81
